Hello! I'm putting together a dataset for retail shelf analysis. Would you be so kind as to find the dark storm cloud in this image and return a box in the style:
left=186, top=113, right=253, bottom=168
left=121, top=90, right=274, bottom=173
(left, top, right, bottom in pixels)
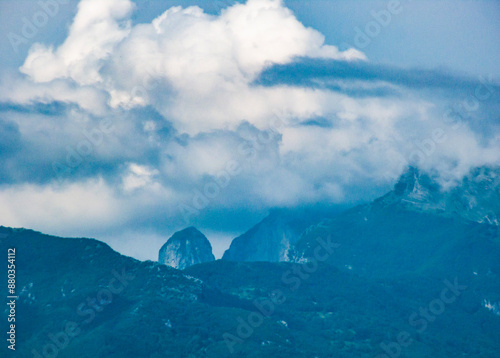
left=255, top=58, right=500, bottom=95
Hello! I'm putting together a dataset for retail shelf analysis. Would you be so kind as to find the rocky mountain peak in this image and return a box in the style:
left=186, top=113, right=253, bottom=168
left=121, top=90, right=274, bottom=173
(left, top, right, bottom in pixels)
left=222, top=207, right=340, bottom=263
left=159, top=227, right=215, bottom=269
left=392, top=166, right=441, bottom=200
left=378, top=166, right=500, bottom=225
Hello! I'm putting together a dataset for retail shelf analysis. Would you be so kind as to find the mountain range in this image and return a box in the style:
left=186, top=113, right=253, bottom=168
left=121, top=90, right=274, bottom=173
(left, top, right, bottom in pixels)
left=2, top=166, right=499, bottom=357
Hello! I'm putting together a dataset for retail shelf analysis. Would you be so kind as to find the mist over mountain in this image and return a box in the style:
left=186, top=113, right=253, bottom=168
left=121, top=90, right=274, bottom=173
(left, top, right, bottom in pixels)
left=2, top=167, right=500, bottom=357
left=378, top=166, right=500, bottom=225
left=220, top=166, right=500, bottom=273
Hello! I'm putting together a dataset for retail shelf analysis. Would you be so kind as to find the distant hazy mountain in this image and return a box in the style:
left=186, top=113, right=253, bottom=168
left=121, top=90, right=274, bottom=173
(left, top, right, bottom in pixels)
left=222, top=166, right=500, bottom=270
left=159, top=227, right=215, bottom=269
left=294, top=166, right=500, bottom=281
left=222, top=207, right=341, bottom=262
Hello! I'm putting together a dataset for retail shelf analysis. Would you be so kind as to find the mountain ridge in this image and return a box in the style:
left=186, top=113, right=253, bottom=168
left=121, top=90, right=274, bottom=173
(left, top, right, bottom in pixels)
left=221, top=166, right=500, bottom=266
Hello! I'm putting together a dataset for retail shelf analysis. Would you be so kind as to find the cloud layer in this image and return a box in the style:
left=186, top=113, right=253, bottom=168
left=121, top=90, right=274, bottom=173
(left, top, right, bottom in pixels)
left=0, top=0, right=499, bottom=259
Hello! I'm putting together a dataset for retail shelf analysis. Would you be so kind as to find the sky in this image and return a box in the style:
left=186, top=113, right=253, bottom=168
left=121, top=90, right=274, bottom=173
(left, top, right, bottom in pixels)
left=0, top=0, right=499, bottom=260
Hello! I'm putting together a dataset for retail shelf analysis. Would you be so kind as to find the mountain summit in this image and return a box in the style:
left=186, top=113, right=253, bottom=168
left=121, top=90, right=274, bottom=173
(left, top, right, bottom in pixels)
left=222, top=207, right=341, bottom=262
left=159, top=227, right=215, bottom=269
left=376, top=166, right=500, bottom=225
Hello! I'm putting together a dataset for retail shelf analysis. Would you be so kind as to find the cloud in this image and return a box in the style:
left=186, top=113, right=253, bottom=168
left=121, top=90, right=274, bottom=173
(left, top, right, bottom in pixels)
left=0, top=74, right=109, bottom=115
left=255, top=58, right=500, bottom=100
left=0, top=0, right=499, bottom=260
left=122, top=163, right=160, bottom=191
left=19, top=0, right=134, bottom=85
left=13, top=0, right=365, bottom=134
left=0, top=178, right=126, bottom=235
left=4, top=0, right=499, bottom=189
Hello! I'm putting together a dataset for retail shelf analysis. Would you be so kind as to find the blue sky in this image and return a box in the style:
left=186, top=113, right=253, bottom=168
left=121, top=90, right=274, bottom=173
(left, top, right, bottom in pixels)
left=0, top=0, right=499, bottom=260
